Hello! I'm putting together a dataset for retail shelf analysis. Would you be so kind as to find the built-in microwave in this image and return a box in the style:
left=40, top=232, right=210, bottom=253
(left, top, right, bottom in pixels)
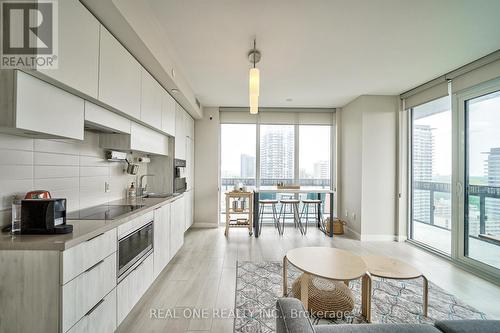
left=117, top=222, right=153, bottom=282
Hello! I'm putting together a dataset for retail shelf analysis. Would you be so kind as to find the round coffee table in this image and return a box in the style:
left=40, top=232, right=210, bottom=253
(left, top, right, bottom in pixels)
left=362, top=255, right=428, bottom=317
left=283, top=247, right=371, bottom=321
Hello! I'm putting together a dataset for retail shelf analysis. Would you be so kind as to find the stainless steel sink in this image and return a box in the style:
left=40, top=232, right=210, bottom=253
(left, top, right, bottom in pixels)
left=142, top=193, right=174, bottom=198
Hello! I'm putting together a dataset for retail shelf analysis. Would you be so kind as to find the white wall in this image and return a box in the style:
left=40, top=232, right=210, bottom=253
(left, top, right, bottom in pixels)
left=193, top=107, right=219, bottom=227
left=338, top=95, right=398, bottom=240
left=338, top=100, right=363, bottom=236
left=0, top=131, right=148, bottom=227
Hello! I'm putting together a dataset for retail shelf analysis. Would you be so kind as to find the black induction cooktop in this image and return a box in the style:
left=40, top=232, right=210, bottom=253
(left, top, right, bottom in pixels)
left=67, top=204, right=145, bottom=220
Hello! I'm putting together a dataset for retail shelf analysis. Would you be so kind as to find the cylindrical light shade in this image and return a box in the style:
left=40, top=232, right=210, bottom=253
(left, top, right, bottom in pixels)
left=249, top=94, right=259, bottom=114
left=249, top=68, right=260, bottom=96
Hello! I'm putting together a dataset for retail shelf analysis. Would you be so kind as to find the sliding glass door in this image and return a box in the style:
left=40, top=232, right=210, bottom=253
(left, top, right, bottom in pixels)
left=460, top=87, right=500, bottom=271
left=410, top=96, right=452, bottom=254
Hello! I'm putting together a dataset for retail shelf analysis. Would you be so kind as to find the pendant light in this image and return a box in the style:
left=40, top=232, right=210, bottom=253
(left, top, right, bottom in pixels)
left=248, top=39, right=261, bottom=114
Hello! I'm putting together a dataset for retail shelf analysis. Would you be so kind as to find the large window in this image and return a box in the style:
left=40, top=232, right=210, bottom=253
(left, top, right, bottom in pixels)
left=299, top=125, right=331, bottom=189
left=219, top=114, right=335, bottom=223
left=259, top=125, right=295, bottom=186
left=410, top=95, right=452, bottom=254
left=220, top=124, right=256, bottom=216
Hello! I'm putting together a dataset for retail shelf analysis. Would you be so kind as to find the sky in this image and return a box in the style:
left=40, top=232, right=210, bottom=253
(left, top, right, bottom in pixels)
left=220, top=124, right=330, bottom=177
left=414, top=91, right=500, bottom=179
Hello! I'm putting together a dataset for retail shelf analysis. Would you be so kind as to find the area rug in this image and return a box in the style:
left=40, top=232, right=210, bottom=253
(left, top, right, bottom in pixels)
left=234, top=261, right=487, bottom=333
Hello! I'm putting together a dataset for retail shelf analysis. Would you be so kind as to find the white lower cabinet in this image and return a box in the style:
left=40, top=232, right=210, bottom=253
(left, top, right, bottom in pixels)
left=185, top=190, right=194, bottom=232
left=62, top=254, right=116, bottom=332
left=170, top=196, right=185, bottom=258
left=116, top=254, right=154, bottom=326
left=67, top=288, right=116, bottom=333
left=154, top=204, right=171, bottom=278
left=0, top=202, right=182, bottom=333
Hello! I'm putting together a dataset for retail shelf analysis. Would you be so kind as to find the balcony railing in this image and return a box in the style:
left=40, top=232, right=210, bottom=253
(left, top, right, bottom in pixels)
left=413, top=181, right=500, bottom=238
left=221, top=178, right=331, bottom=187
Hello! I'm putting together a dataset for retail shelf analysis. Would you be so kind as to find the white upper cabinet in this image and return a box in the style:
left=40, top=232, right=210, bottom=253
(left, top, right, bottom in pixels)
left=161, top=91, right=176, bottom=136
left=84, top=101, right=131, bottom=134
left=0, top=71, right=84, bottom=140
left=98, top=27, right=141, bottom=119
left=140, top=69, right=162, bottom=129
left=175, top=103, right=186, bottom=160
left=38, top=0, right=99, bottom=98
left=130, top=123, right=168, bottom=155
left=186, top=114, right=194, bottom=139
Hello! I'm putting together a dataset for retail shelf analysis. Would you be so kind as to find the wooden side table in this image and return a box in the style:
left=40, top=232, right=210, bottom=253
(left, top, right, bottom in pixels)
left=362, top=255, right=429, bottom=317
left=224, top=191, right=253, bottom=236
left=283, top=247, right=372, bottom=321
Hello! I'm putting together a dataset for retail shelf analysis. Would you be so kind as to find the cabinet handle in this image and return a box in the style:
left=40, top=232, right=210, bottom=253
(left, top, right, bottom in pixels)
left=85, top=298, right=105, bottom=317
left=132, top=258, right=145, bottom=272
left=86, top=233, right=104, bottom=242
left=84, top=259, right=104, bottom=273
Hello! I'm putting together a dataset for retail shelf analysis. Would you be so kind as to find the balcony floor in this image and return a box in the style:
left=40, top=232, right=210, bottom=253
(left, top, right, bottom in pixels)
left=413, top=221, right=500, bottom=269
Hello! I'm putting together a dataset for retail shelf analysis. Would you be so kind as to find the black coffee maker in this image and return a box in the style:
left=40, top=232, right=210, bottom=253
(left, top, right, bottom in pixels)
left=21, top=199, right=73, bottom=234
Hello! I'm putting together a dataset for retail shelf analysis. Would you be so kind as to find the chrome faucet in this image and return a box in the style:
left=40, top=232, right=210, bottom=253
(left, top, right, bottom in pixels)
left=138, top=174, right=155, bottom=197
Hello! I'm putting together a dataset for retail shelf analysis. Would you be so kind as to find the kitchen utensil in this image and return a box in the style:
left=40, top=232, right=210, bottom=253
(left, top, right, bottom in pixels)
left=126, top=159, right=139, bottom=175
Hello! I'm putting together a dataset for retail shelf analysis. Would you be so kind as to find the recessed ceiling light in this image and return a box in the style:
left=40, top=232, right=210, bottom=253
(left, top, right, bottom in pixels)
left=172, top=89, right=179, bottom=94
left=286, top=98, right=293, bottom=102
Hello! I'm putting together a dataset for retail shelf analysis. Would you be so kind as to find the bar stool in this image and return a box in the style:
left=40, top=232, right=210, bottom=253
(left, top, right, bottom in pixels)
left=301, top=199, right=323, bottom=235
left=279, top=199, right=304, bottom=235
left=258, top=199, right=281, bottom=236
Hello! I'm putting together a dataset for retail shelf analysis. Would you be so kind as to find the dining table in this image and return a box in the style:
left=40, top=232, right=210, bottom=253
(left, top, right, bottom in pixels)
left=253, top=187, right=335, bottom=238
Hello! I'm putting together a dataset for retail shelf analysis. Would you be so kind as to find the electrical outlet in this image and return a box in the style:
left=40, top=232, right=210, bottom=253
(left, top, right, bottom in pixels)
left=104, top=181, right=110, bottom=193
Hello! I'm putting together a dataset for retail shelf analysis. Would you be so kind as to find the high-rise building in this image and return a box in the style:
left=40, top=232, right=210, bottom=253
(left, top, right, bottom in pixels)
left=240, top=154, right=255, bottom=178
left=313, top=160, right=330, bottom=179
left=413, top=125, right=433, bottom=223
left=484, top=147, right=500, bottom=235
left=260, top=127, right=294, bottom=182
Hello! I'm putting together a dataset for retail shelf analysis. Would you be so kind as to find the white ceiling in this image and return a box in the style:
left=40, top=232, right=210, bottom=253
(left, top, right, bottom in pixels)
left=146, top=0, right=500, bottom=108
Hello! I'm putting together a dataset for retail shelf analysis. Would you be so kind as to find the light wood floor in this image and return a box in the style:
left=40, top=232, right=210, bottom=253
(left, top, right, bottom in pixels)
left=117, top=226, right=500, bottom=333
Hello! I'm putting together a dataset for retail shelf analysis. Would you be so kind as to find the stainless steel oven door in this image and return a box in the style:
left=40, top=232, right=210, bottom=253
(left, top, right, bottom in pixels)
left=117, top=221, right=153, bottom=281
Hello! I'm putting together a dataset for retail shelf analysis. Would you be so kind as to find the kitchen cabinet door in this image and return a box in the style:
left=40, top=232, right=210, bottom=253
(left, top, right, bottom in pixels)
left=98, top=27, right=141, bottom=120
left=116, top=254, right=153, bottom=325
left=15, top=71, right=84, bottom=140
left=38, top=0, right=99, bottom=98
left=130, top=122, right=169, bottom=156
left=174, top=104, right=186, bottom=160
left=153, top=204, right=171, bottom=278
left=140, top=69, right=163, bottom=129
left=186, top=114, right=195, bottom=139
left=170, top=197, right=185, bottom=258
left=161, top=90, right=176, bottom=136
left=185, top=137, right=195, bottom=191
left=84, top=101, right=131, bottom=134
left=66, top=288, right=116, bottom=333
left=185, top=190, right=194, bottom=231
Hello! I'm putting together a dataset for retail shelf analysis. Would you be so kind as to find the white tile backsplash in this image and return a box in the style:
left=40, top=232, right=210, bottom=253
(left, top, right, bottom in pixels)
left=0, top=150, right=33, bottom=165
left=34, top=152, right=79, bottom=166
left=0, top=131, right=149, bottom=226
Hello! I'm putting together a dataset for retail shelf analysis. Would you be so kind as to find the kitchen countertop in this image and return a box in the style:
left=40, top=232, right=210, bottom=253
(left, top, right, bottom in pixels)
left=0, top=194, right=183, bottom=251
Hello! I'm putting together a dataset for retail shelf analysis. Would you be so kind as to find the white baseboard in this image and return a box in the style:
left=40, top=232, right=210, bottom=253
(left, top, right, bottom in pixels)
left=360, top=234, right=398, bottom=242
left=396, top=235, right=408, bottom=242
left=344, top=227, right=361, bottom=240
left=343, top=227, right=398, bottom=242
left=191, top=222, right=218, bottom=228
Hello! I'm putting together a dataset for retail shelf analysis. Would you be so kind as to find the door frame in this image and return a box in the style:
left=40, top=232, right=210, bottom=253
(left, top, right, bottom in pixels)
left=454, top=77, right=500, bottom=279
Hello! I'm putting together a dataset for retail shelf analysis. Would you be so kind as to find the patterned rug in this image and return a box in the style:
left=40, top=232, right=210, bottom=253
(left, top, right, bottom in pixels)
left=235, top=261, right=487, bottom=333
